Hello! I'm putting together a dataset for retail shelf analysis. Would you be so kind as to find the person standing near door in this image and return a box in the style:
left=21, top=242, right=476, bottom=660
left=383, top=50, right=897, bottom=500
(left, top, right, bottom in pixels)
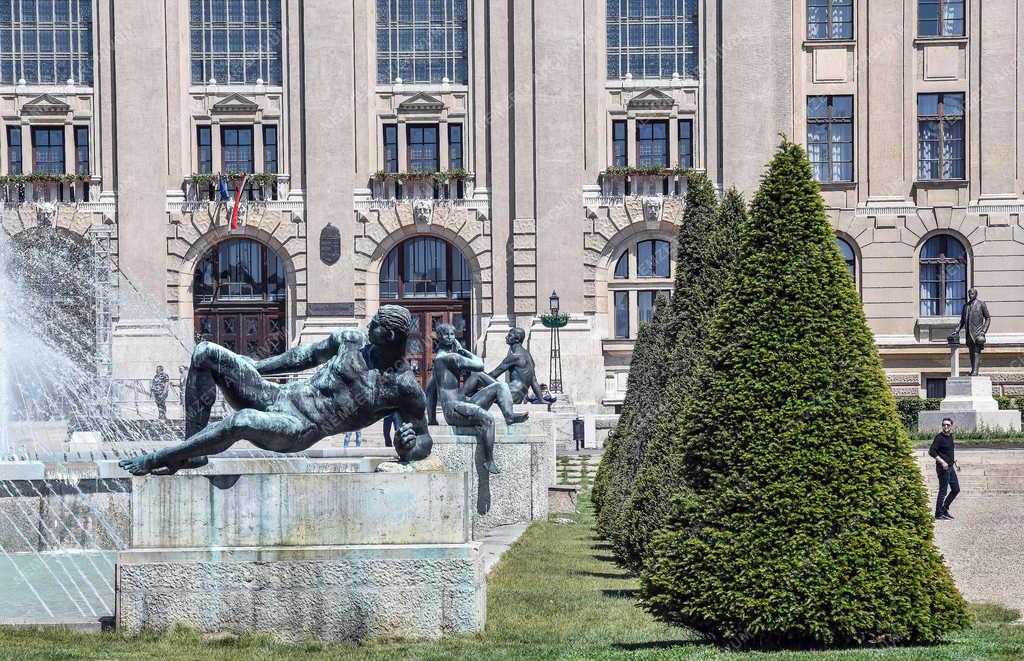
left=151, top=365, right=170, bottom=421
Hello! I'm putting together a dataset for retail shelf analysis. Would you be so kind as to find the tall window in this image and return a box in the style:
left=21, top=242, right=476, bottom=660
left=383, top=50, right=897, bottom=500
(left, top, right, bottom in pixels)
left=383, top=124, right=398, bottom=172
left=31, top=127, right=64, bottom=173
left=612, top=120, right=627, bottom=167
left=194, top=238, right=286, bottom=302
left=606, top=0, right=699, bottom=80
left=222, top=126, right=254, bottom=172
left=0, top=0, right=93, bottom=85
left=448, top=123, right=462, bottom=170
left=376, top=0, right=468, bottom=84
left=189, top=0, right=282, bottom=85
left=610, top=238, right=674, bottom=340
left=919, top=0, right=964, bottom=37
left=920, top=234, right=967, bottom=317
left=807, top=95, right=853, bottom=183
left=262, top=125, right=277, bottom=173
left=637, top=239, right=670, bottom=278
left=378, top=237, right=471, bottom=300
left=407, top=124, right=439, bottom=171
left=636, top=121, right=668, bottom=168
left=197, top=126, right=213, bottom=173
left=807, top=0, right=853, bottom=40
left=678, top=119, right=692, bottom=169
left=7, top=126, right=22, bottom=175
left=836, top=237, right=856, bottom=280
left=918, top=92, right=964, bottom=181
left=74, top=126, right=88, bottom=175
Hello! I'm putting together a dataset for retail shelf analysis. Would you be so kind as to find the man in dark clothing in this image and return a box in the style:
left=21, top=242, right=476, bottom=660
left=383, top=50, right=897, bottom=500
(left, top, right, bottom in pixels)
left=151, top=365, right=170, bottom=421
left=928, top=417, right=960, bottom=520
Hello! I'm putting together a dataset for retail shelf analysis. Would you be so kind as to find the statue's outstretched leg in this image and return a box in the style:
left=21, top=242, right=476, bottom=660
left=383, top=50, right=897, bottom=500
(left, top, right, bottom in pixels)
left=119, top=410, right=314, bottom=476
left=470, top=382, right=528, bottom=425
left=450, top=402, right=500, bottom=474
left=185, top=342, right=279, bottom=437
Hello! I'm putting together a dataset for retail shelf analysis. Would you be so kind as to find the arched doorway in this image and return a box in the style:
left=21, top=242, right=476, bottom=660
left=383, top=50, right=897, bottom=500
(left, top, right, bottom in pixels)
left=379, top=237, right=472, bottom=386
left=193, top=238, right=287, bottom=359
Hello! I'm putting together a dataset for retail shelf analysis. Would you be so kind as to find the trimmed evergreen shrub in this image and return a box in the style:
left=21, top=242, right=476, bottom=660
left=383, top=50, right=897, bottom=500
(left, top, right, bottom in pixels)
left=611, top=177, right=741, bottom=570
left=640, top=141, right=968, bottom=648
left=895, top=397, right=942, bottom=431
left=593, top=299, right=672, bottom=537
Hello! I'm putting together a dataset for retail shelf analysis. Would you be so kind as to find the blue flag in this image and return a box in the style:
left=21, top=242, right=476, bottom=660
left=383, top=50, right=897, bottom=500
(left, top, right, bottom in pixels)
left=218, top=177, right=229, bottom=201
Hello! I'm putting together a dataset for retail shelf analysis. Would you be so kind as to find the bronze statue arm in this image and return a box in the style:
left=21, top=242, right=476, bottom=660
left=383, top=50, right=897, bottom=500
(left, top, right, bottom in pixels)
left=395, top=387, right=434, bottom=462
left=487, top=354, right=517, bottom=380
left=445, top=342, right=485, bottom=373
left=255, top=330, right=346, bottom=375
left=981, top=301, right=991, bottom=335
left=425, top=373, right=439, bottom=425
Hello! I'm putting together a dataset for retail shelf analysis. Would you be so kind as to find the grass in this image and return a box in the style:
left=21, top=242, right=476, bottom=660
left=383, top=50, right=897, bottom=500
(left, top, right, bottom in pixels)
left=909, top=431, right=1024, bottom=448
left=1, top=493, right=1022, bottom=660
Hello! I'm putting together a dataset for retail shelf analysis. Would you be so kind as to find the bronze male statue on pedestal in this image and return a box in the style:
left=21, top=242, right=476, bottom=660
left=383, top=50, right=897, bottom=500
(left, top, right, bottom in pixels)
left=119, top=305, right=433, bottom=476
left=426, top=324, right=528, bottom=474
left=949, top=287, right=991, bottom=377
left=487, top=327, right=545, bottom=405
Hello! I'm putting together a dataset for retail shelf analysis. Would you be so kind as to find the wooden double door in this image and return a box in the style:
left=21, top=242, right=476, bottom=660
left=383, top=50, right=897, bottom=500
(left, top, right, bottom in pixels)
left=194, top=305, right=286, bottom=359
left=402, top=301, right=471, bottom=388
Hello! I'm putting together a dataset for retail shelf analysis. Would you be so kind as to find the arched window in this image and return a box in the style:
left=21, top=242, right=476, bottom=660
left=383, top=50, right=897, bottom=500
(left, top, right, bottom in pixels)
left=193, top=239, right=287, bottom=358
left=378, top=237, right=473, bottom=387
left=920, top=235, right=967, bottom=317
left=608, top=237, right=674, bottom=339
left=613, top=252, right=629, bottom=279
left=836, top=237, right=856, bottom=279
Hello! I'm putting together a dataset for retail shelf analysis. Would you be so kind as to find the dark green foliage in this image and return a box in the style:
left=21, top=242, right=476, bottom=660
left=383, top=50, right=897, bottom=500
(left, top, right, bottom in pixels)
left=895, top=397, right=942, bottom=431
left=593, top=300, right=672, bottom=537
left=610, top=176, right=741, bottom=570
left=641, top=141, right=968, bottom=648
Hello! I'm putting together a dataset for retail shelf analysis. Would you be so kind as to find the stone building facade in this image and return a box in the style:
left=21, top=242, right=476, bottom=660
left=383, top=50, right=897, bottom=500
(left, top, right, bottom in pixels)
left=1, top=1, right=1022, bottom=413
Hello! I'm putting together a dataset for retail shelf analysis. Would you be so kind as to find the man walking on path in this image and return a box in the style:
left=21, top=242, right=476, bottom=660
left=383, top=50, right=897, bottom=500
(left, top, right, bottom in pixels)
left=151, top=365, right=170, bottom=421
left=929, top=417, right=960, bottom=520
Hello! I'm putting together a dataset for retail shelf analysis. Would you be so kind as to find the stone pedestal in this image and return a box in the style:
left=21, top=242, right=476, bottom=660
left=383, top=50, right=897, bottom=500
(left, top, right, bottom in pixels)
left=116, top=471, right=485, bottom=643
left=429, top=420, right=554, bottom=537
left=918, top=376, right=1022, bottom=432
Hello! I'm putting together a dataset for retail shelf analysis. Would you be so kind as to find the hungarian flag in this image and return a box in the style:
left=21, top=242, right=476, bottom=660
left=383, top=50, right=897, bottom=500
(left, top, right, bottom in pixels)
left=229, top=173, right=248, bottom=230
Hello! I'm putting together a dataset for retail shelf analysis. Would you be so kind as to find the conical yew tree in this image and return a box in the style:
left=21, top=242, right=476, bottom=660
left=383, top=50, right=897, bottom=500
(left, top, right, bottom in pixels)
left=640, top=141, right=967, bottom=648
left=613, top=183, right=743, bottom=570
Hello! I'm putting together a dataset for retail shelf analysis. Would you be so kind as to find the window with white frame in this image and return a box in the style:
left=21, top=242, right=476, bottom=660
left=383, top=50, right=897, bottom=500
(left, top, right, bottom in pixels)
left=807, top=0, right=853, bottom=40
left=189, top=0, right=283, bottom=85
left=807, top=95, right=853, bottom=183
left=0, top=0, right=93, bottom=85
left=376, top=0, right=468, bottom=84
left=609, top=238, right=674, bottom=339
left=918, top=0, right=964, bottom=37
left=606, top=0, right=699, bottom=80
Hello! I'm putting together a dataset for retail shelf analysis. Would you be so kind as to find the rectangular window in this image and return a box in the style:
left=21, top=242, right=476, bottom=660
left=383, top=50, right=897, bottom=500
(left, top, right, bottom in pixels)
left=448, top=123, right=462, bottom=170
left=918, top=92, right=964, bottom=180
left=262, top=125, right=277, bottom=173
left=925, top=377, right=947, bottom=399
left=31, top=126, right=64, bottom=174
left=919, top=0, right=965, bottom=37
left=807, top=95, right=853, bottom=183
left=7, top=126, right=22, bottom=175
left=636, top=120, right=668, bottom=168
left=638, top=291, right=656, bottom=325
left=0, top=0, right=94, bottom=85
left=606, top=0, right=699, bottom=80
left=190, top=0, right=282, bottom=84
left=614, top=291, right=629, bottom=339
left=678, top=119, right=693, bottom=169
left=637, top=240, right=671, bottom=278
left=807, top=0, right=853, bottom=40
left=197, top=125, right=213, bottom=173
left=612, top=120, right=627, bottom=167
left=74, top=125, right=89, bottom=175
left=407, top=124, right=439, bottom=171
left=222, top=126, right=254, bottom=172
left=383, top=124, right=398, bottom=172
left=376, top=0, right=468, bottom=84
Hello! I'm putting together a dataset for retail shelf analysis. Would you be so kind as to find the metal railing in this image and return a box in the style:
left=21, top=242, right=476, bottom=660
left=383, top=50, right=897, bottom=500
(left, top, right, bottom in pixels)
left=0, top=180, right=93, bottom=205
left=599, top=172, right=689, bottom=199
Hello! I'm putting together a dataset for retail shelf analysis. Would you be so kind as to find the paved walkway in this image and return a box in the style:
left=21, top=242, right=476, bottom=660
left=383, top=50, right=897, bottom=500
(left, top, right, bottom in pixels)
left=479, top=523, right=530, bottom=575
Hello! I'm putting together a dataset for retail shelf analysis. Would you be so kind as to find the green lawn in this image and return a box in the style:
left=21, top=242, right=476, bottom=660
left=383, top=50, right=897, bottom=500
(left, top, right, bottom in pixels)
left=1, top=493, right=1022, bottom=660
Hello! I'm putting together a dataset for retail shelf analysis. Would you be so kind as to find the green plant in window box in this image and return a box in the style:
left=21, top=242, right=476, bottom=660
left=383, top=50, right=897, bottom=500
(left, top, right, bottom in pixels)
left=540, top=312, right=569, bottom=328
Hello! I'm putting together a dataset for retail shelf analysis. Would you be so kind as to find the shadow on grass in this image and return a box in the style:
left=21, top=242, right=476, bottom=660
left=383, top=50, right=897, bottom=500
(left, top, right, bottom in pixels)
left=601, top=588, right=640, bottom=599
left=612, top=640, right=701, bottom=651
left=577, top=570, right=635, bottom=580
left=592, top=554, right=617, bottom=563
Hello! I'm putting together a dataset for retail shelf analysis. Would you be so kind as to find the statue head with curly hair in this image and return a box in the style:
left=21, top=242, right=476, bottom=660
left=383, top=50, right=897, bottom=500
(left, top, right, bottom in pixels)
left=368, top=304, right=413, bottom=348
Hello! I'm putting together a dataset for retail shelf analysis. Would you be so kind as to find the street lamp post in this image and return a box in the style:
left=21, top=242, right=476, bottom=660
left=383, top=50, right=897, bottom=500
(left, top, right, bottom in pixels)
left=547, top=290, right=563, bottom=394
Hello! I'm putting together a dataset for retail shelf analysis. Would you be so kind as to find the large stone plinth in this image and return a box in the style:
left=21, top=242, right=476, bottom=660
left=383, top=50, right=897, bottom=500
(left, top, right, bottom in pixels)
left=919, top=376, right=1023, bottom=432
left=429, top=420, right=554, bottom=536
left=116, top=471, right=485, bottom=643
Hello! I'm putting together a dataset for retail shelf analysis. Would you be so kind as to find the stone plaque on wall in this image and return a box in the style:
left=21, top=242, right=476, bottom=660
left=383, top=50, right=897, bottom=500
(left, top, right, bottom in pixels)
left=308, top=302, right=355, bottom=317
left=320, top=224, right=341, bottom=265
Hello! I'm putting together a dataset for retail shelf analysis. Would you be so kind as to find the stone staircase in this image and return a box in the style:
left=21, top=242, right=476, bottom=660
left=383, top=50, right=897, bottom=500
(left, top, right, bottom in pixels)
left=916, top=449, right=1024, bottom=494
left=556, top=451, right=602, bottom=487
